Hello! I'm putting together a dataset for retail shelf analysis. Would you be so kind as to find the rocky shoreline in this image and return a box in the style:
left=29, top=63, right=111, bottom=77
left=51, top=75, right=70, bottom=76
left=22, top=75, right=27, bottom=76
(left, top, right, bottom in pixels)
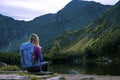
left=0, top=73, right=120, bottom=80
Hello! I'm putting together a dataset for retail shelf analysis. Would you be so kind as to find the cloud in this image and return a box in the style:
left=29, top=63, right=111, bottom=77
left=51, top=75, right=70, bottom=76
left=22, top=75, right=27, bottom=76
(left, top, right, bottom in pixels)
left=87, top=0, right=119, bottom=5
left=0, top=5, right=43, bottom=20
left=0, top=0, right=119, bottom=21
left=0, top=0, right=72, bottom=21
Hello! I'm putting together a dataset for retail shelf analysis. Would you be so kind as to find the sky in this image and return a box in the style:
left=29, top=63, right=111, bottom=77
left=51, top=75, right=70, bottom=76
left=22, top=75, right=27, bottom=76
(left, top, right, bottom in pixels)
left=0, top=0, right=119, bottom=21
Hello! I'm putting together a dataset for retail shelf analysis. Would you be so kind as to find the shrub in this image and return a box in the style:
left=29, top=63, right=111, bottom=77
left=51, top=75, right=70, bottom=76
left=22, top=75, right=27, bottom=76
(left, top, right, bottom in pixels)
left=0, top=52, right=20, bottom=65
left=0, top=65, right=20, bottom=71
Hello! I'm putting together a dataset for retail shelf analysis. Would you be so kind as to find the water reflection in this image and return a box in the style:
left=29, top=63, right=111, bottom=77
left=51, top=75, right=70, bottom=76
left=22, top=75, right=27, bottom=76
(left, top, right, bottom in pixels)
left=48, top=62, right=120, bottom=75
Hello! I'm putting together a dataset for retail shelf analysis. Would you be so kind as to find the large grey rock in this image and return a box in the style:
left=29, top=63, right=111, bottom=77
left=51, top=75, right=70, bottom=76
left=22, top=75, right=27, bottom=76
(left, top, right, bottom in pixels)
left=68, top=70, right=79, bottom=74
left=46, top=76, right=65, bottom=80
left=0, top=62, right=7, bottom=67
left=0, top=74, right=30, bottom=80
left=80, top=76, right=95, bottom=80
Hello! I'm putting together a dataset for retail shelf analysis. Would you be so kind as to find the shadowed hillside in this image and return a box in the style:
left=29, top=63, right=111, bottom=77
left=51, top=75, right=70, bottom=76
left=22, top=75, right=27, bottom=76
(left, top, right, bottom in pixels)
left=0, top=14, right=27, bottom=52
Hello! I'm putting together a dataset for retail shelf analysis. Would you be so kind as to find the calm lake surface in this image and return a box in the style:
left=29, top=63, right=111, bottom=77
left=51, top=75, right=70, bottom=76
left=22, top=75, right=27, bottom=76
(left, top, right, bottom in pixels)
left=48, top=62, right=120, bottom=75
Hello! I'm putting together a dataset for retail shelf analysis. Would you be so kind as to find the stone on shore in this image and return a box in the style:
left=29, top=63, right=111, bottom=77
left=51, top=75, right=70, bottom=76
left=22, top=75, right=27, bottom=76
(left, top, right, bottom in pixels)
left=0, top=62, right=7, bottom=67
left=46, top=76, right=65, bottom=80
left=0, top=74, right=30, bottom=80
left=80, top=76, right=95, bottom=80
left=68, top=70, right=79, bottom=74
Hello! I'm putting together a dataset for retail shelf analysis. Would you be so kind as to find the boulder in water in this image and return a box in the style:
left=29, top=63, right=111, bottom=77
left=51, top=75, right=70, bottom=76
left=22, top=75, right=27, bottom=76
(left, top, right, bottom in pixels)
left=68, top=70, right=79, bottom=74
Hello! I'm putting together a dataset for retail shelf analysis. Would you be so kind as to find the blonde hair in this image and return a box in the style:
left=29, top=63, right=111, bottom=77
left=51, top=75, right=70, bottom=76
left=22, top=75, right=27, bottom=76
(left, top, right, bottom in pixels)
left=29, top=33, right=40, bottom=46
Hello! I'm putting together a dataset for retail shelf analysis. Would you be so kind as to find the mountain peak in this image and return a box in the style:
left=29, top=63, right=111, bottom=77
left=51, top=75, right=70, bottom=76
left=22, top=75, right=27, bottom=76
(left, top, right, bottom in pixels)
left=72, top=0, right=84, bottom=1
left=56, top=0, right=111, bottom=31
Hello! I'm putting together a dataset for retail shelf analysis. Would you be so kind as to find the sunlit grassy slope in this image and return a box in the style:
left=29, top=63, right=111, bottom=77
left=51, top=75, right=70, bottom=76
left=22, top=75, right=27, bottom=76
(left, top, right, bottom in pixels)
left=44, top=1, right=120, bottom=61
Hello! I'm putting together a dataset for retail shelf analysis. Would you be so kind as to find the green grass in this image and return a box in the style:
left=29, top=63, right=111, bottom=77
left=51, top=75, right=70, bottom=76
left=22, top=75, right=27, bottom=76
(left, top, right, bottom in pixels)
left=0, top=65, right=20, bottom=71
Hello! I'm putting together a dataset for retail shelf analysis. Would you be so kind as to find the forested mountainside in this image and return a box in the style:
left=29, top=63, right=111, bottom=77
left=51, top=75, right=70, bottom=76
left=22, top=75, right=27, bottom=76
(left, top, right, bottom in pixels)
left=44, top=1, right=120, bottom=62
left=0, top=0, right=111, bottom=52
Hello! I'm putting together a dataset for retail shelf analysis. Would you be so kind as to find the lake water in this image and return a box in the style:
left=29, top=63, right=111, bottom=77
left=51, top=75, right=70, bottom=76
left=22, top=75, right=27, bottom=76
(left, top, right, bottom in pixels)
left=48, top=62, right=120, bottom=75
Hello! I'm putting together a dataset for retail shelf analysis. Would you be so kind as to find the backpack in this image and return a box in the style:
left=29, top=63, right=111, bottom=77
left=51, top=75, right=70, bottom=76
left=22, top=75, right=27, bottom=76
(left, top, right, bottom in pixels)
left=20, top=42, right=35, bottom=68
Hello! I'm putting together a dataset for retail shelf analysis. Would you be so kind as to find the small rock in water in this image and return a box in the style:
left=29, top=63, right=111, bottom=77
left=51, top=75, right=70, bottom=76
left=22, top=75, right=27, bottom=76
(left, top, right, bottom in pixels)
left=68, top=69, right=79, bottom=74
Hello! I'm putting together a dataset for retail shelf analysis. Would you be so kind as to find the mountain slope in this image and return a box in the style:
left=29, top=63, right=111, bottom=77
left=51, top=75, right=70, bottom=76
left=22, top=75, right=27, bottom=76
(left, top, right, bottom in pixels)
left=24, top=0, right=111, bottom=47
left=56, top=0, right=111, bottom=31
left=45, top=1, right=120, bottom=61
left=0, top=14, right=27, bottom=52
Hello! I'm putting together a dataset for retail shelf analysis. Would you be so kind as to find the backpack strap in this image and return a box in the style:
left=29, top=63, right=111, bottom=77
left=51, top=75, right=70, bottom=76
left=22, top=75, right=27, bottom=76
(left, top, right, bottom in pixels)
left=21, top=50, right=25, bottom=66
